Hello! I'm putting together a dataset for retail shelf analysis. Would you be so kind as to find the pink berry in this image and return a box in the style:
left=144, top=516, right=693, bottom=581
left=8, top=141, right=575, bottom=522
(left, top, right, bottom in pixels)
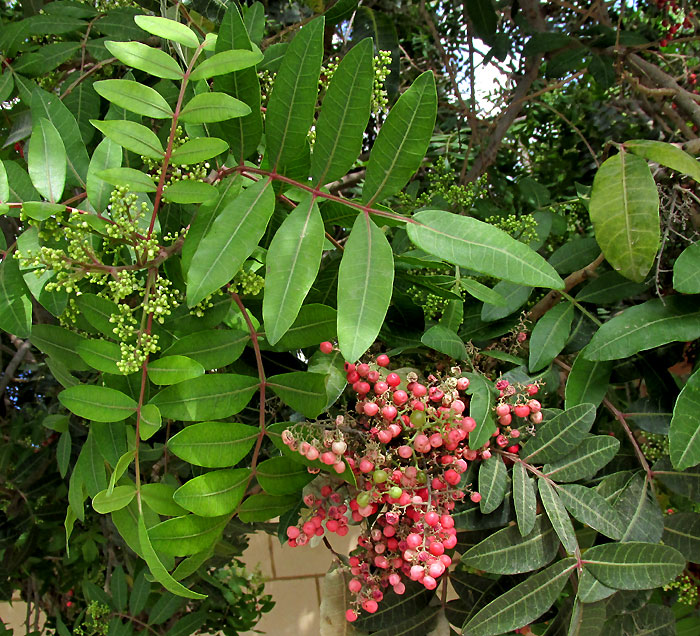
left=346, top=609, right=358, bottom=622
left=425, top=511, right=439, bottom=526
left=498, top=413, right=512, bottom=426
left=470, top=492, right=482, bottom=503
left=496, top=404, right=510, bottom=417
left=306, top=446, right=319, bottom=461
left=374, top=381, right=389, bottom=394
left=451, top=399, right=466, bottom=413
left=530, top=411, right=543, bottom=424
left=429, top=433, right=443, bottom=448
left=528, top=399, right=541, bottom=412
left=423, top=575, right=437, bottom=590
left=444, top=469, right=461, bottom=485
left=378, top=429, right=393, bottom=444
left=407, top=533, right=422, bottom=549
left=393, top=582, right=406, bottom=595
left=461, top=417, right=477, bottom=433
left=456, top=377, right=470, bottom=391
left=349, top=578, right=362, bottom=593
left=359, top=459, right=374, bottom=473
left=386, top=373, right=401, bottom=387
left=382, top=405, right=398, bottom=421
left=319, top=341, right=333, bottom=354
left=410, top=565, right=425, bottom=581
left=356, top=363, right=370, bottom=377
left=526, top=384, right=539, bottom=395
left=287, top=526, right=300, bottom=539
left=514, top=404, right=531, bottom=418
left=429, top=542, right=445, bottom=556
left=362, top=599, right=378, bottom=613
left=332, top=440, right=347, bottom=455
left=364, top=402, right=379, bottom=417
left=376, top=354, right=390, bottom=367
left=481, top=450, right=492, bottom=460
left=411, top=383, right=427, bottom=397
left=393, top=390, right=408, bottom=406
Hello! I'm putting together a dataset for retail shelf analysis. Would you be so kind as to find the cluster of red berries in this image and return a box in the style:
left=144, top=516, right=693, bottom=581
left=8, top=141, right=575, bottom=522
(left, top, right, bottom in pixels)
left=281, top=347, right=548, bottom=622
left=657, top=0, right=695, bottom=48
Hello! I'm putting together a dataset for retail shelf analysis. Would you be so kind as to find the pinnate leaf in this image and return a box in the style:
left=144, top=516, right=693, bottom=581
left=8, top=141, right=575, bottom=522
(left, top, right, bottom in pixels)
left=512, top=461, right=537, bottom=536
left=267, top=372, right=327, bottom=418
left=478, top=455, right=508, bottom=514
left=565, top=354, right=612, bottom=410
left=556, top=484, right=625, bottom=540
left=538, top=478, right=578, bottom=554
left=91, top=119, right=164, bottom=159
left=673, top=241, right=700, bottom=294
left=149, top=515, right=228, bottom=557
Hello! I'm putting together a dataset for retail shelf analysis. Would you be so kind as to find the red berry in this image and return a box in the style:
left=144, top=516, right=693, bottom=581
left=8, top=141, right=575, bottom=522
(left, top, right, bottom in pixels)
left=470, top=492, right=482, bottom=503
left=374, top=381, right=389, bottom=394
left=514, top=404, right=531, bottom=418
left=346, top=609, right=358, bottom=622
left=319, top=341, right=333, bottom=354
left=425, top=510, right=439, bottom=526
left=376, top=354, right=390, bottom=367
left=386, top=373, right=401, bottom=387
left=381, top=405, right=397, bottom=420
left=393, top=389, right=408, bottom=405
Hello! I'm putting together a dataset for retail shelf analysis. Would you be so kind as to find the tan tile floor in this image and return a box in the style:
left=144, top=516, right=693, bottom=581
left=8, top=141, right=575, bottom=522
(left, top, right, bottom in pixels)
left=0, top=528, right=359, bottom=635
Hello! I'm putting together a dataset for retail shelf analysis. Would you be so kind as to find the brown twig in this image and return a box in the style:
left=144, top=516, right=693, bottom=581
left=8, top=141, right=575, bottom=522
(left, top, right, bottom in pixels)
left=0, top=339, right=32, bottom=401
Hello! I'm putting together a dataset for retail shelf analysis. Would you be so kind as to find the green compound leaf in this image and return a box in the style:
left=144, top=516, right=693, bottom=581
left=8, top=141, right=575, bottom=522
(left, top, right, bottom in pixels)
left=134, top=15, right=200, bottom=48
left=149, top=374, right=258, bottom=421
left=187, top=178, right=275, bottom=307
left=362, top=71, right=437, bottom=206
left=669, top=367, right=700, bottom=470
left=267, top=372, right=327, bottom=418
left=543, top=435, right=620, bottom=483
left=170, top=137, right=229, bottom=165
left=538, top=478, right=578, bottom=554
left=565, top=354, right=613, bottom=410
left=311, top=37, right=373, bottom=186
left=93, top=79, right=173, bottom=119
left=28, top=117, right=65, bottom=203
left=58, top=385, right=137, bottom=422
left=662, top=512, right=700, bottom=562
left=138, top=515, right=206, bottom=600
left=625, top=139, right=700, bottom=184
left=462, top=515, right=559, bottom=575
left=462, top=558, right=577, bottom=636
left=582, top=542, right=685, bottom=590
left=512, top=461, right=537, bottom=536
left=528, top=300, right=574, bottom=372
left=521, top=403, right=596, bottom=464
left=263, top=194, right=325, bottom=345
left=93, top=485, right=136, bottom=514
left=96, top=167, right=157, bottom=192
left=173, top=468, right=250, bottom=516
left=673, top=241, right=700, bottom=294
left=256, top=456, right=315, bottom=495
left=91, top=119, right=164, bottom=159
left=265, top=17, right=324, bottom=171
left=589, top=151, right=659, bottom=282
left=190, top=49, right=263, bottom=81
left=147, top=356, right=205, bottom=385
left=478, top=455, right=508, bottom=515
left=168, top=421, right=258, bottom=468
left=556, top=484, right=625, bottom=540
left=421, top=325, right=467, bottom=359
left=407, top=210, right=564, bottom=290
left=149, top=515, right=228, bottom=557
left=179, top=92, right=251, bottom=124
left=238, top=493, right=298, bottom=523
left=584, top=297, right=700, bottom=361
left=464, top=372, right=496, bottom=450
left=337, top=213, right=394, bottom=363
left=104, top=41, right=184, bottom=80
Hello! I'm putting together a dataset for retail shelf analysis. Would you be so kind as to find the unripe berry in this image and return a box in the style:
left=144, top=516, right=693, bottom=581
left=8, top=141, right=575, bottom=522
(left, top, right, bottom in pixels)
left=332, top=440, right=347, bottom=455
left=320, top=341, right=333, bottom=354
left=389, top=486, right=403, bottom=499
left=373, top=469, right=389, bottom=484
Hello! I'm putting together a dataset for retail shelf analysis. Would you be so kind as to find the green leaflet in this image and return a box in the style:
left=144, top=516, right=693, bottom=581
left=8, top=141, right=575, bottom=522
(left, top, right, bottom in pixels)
left=149, top=515, right=228, bottom=557
left=173, top=468, right=250, bottom=516
left=31, top=324, right=90, bottom=370
left=421, top=325, right=467, bottom=359
left=460, top=278, right=507, bottom=306
left=625, top=139, right=700, bottom=183
left=263, top=194, right=325, bottom=345
left=189, top=49, right=263, bottom=81
left=556, top=484, right=625, bottom=540
left=179, top=92, right=251, bottom=124
left=564, top=354, right=612, bottom=410
left=521, top=403, right=596, bottom=464
left=577, top=569, right=616, bottom=603
left=462, top=558, right=577, bottom=636
left=337, top=213, right=394, bottom=362
left=141, top=483, right=188, bottom=517
left=266, top=372, right=327, bottom=418
left=256, top=456, right=315, bottom=495
left=86, top=138, right=122, bottom=212
left=93, top=79, right=173, bottom=119
left=669, top=367, right=700, bottom=470
left=104, top=41, right=184, bottom=79
left=161, top=329, right=249, bottom=369
left=462, top=515, right=559, bottom=575
left=91, top=119, right=164, bottom=159
left=543, top=435, right=620, bottom=483
left=662, top=512, right=700, bottom=562
left=271, top=304, right=337, bottom=350
left=538, top=478, right=578, bottom=554
left=407, top=210, right=564, bottom=290
left=528, top=301, right=574, bottom=372
left=673, top=241, right=700, bottom=293
left=58, top=385, right=137, bottom=422
left=582, top=542, right=685, bottom=590
left=96, top=167, right=157, bottom=193
left=238, top=493, right=299, bottom=522
left=311, top=38, right=373, bottom=185
left=162, top=180, right=218, bottom=204
left=0, top=160, right=8, bottom=202
left=147, top=356, right=205, bottom=385
left=265, top=17, right=324, bottom=171
left=362, top=71, right=437, bottom=206
left=610, top=474, right=664, bottom=543
left=213, top=5, right=262, bottom=162
left=169, top=137, right=229, bottom=165
left=149, top=374, right=258, bottom=421
left=585, top=297, right=700, bottom=361
left=589, top=151, right=659, bottom=282
left=137, top=515, right=206, bottom=600
left=186, top=178, right=275, bottom=307
left=92, top=485, right=136, bottom=513
left=478, top=455, right=508, bottom=514
left=76, top=339, right=122, bottom=374
left=0, top=256, right=32, bottom=338
left=464, top=372, right=496, bottom=449
left=134, top=15, right=199, bottom=48
left=28, top=117, right=66, bottom=202
left=512, top=461, right=537, bottom=536
left=168, top=421, right=258, bottom=467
